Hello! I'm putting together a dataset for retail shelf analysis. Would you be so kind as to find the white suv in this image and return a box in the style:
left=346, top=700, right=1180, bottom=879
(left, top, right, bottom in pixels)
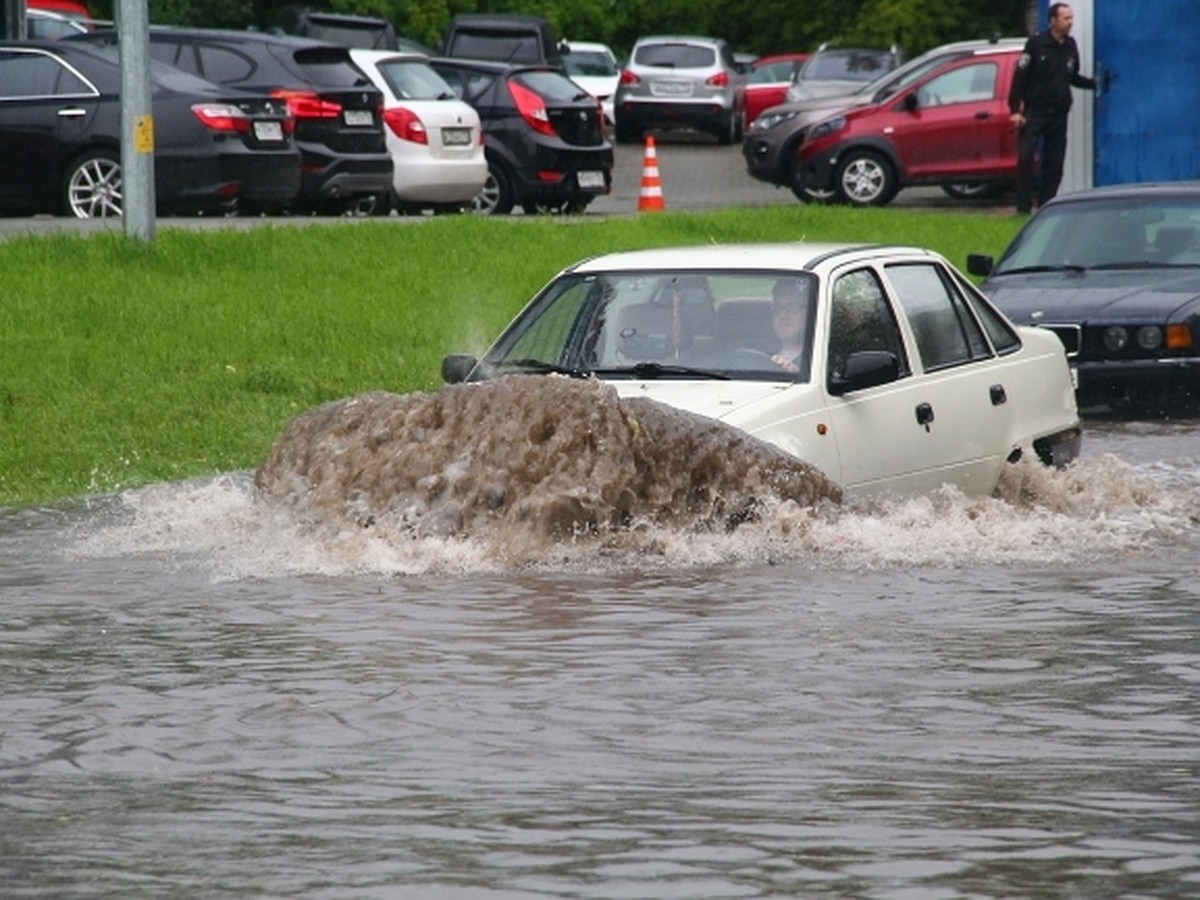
left=614, top=36, right=744, bottom=145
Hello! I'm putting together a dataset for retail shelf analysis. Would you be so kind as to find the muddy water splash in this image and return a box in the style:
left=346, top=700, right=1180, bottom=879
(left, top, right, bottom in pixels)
left=254, top=376, right=842, bottom=558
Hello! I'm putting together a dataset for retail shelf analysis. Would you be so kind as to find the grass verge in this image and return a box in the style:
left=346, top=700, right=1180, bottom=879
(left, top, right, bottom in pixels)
left=0, top=206, right=1021, bottom=508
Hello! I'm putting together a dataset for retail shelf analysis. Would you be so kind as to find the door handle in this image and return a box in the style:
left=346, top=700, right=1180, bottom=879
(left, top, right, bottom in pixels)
left=990, top=383, right=1007, bottom=405
left=57, top=108, right=87, bottom=119
left=974, top=111, right=990, bottom=119
left=915, top=402, right=934, bottom=431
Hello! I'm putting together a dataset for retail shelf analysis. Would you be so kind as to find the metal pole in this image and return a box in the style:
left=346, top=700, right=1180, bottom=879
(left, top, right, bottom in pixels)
left=118, top=0, right=155, bottom=240
left=2, top=0, right=24, bottom=39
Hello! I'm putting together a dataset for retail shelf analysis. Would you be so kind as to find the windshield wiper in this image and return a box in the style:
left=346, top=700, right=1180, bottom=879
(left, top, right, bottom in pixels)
left=500, top=358, right=590, bottom=378
left=997, top=264, right=1086, bottom=275
left=595, top=362, right=731, bottom=380
left=1087, top=260, right=1200, bottom=270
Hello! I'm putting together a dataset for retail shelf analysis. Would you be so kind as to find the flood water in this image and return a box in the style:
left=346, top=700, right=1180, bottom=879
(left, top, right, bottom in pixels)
left=3, top=403, right=1199, bottom=897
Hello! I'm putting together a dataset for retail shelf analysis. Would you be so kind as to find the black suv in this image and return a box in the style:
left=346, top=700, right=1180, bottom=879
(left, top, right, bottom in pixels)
left=269, top=6, right=399, bottom=51
left=75, top=27, right=392, bottom=214
left=430, top=58, right=612, bottom=215
left=441, top=14, right=565, bottom=68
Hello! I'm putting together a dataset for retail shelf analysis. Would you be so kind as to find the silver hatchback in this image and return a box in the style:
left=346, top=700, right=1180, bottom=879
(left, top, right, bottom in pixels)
left=613, top=35, right=744, bottom=145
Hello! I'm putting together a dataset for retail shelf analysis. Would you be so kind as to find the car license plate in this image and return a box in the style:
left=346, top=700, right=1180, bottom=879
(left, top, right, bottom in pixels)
left=442, top=127, right=472, bottom=146
left=253, top=121, right=284, bottom=142
left=344, top=110, right=374, bottom=127
left=577, top=170, right=605, bottom=190
left=652, top=80, right=692, bottom=97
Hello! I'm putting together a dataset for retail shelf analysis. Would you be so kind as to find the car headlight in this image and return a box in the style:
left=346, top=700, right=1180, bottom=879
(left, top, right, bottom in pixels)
left=1136, top=326, right=1163, bottom=350
left=808, top=115, right=846, bottom=140
left=751, top=110, right=797, bottom=131
left=1102, top=326, right=1128, bottom=351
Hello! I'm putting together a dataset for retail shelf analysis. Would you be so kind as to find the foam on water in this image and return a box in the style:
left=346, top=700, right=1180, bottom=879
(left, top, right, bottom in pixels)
left=68, top=378, right=1200, bottom=577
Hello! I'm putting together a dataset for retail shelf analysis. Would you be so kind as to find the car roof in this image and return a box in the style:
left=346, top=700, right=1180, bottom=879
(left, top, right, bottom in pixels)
left=634, top=35, right=727, bottom=47
left=350, top=47, right=429, bottom=64
left=563, top=40, right=614, bottom=54
left=429, top=56, right=559, bottom=76
left=564, top=243, right=937, bottom=273
left=1044, top=182, right=1200, bottom=205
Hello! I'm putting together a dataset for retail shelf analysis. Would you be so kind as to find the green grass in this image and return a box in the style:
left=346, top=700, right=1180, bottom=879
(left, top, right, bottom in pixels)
left=0, top=207, right=1021, bottom=508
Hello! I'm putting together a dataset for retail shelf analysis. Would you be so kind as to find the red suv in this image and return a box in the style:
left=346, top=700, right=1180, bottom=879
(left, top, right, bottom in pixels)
left=796, top=44, right=1020, bottom=206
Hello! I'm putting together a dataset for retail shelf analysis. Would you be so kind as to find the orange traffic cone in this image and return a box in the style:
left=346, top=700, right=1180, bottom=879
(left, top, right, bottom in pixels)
left=637, top=136, right=665, bottom=212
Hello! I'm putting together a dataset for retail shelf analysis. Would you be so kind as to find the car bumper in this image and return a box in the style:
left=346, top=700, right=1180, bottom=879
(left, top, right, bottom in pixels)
left=797, top=145, right=839, bottom=193
left=156, top=148, right=302, bottom=211
left=509, top=144, right=614, bottom=204
left=1075, top=356, right=1200, bottom=393
left=389, top=148, right=488, bottom=203
left=616, top=99, right=732, bottom=132
left=742, top=135, right=788, bottom=185
left=298, top=143, right=393, bottom=200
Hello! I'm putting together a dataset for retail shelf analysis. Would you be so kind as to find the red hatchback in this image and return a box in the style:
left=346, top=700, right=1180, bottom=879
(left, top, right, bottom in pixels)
left=742, top=52, right=808, bottom=130
left=796, top=44, right=1020, bottom=206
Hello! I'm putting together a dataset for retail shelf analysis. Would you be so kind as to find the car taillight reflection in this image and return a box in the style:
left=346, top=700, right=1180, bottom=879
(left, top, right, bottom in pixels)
left=383, top=107, right=428, bottom=144
left=508, top=80, right=556, bottom=137
left=271, top=89, right=342, bottom=119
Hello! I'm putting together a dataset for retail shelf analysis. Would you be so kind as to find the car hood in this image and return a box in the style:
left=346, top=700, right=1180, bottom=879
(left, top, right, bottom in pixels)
left=606, top=379, right=814, bottom=429
left=982, top=268, right=1200, bottom=323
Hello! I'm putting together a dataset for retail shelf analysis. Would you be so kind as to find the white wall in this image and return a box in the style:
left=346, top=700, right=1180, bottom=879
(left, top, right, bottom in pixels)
left=1062, top=0, right=1094, bottom=193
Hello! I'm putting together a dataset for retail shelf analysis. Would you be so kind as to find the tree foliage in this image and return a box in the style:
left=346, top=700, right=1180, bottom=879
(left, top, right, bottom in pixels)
left=87, top=0, right=1029, bottom=59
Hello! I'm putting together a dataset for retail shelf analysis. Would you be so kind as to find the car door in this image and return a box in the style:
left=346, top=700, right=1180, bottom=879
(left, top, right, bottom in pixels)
left=0, top=47, right=102, bottom=212
left=888, top=59, right=1015, bottom=180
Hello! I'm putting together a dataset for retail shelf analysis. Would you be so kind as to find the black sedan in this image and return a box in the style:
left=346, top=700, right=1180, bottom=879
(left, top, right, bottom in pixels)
left=430, top=57, right=613, bottom=215
left=0, top=40, right=301, bottom=217
left=969, top=182, right=1200, bottom=411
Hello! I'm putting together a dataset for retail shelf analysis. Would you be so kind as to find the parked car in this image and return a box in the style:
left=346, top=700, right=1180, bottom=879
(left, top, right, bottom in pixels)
left=562, top=40, right=620, bottom=126
left=440, top=243, right=1081, bottom=497
left=968, top=182, right=1200, bottom=412
left=269, top=6, right=398, bottom=50
left=785, top=45, right=903, bottom=102
left=744, top=37, right=1024, bottom=201
left=613, top=35, right=745, bottom=145
left=349, top=49, right=486, bottom=214
left=795, top=42, right=1023, bottom=207
left=742, top=51, right=809, bottom=130
left=27, top=0, right=93, bottom=26
left=25, top=7, right=89, bottom=39
left=74, top=27, right=392, bottom=215
left=429, top=57, right=612, bottom=215
left=441, top=14, right=565, bottom=68
left=0, top=40, right=300, bottom=217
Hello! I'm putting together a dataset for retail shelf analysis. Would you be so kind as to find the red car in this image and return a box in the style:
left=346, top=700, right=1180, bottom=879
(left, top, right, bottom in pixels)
left=796, top=44, right=1020, bottom=206
left=742, top=52, right=809, bottom=130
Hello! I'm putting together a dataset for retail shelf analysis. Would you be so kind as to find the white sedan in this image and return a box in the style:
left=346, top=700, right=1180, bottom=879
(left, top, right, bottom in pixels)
left=350, top=48, right=487, bottom=213
left=442, top=243, right=1081, bottom=498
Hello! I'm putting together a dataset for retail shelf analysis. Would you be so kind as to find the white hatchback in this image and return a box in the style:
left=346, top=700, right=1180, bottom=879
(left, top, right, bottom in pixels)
left=442, top=243, right=1082, bottom=498
left=562, top=41, right=620, bottom=126
left=350, top=48, right=487, bottom=213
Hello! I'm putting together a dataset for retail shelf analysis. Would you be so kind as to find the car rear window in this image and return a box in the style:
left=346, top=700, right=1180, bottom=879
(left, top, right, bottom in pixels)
left=448, top=30, right=543, bottom=64
left=289, top=46, right=370, bottom=87
left=633, top=43, right=717, bottom=69
left=513, top=69, right=590, bottom=102
left=376, top=59, right=457, bottom=101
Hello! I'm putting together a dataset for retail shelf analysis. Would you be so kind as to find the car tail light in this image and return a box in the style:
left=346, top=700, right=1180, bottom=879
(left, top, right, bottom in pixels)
left=536, top=170, right=564, bottom=182
left=383, top=107, right=428, bottom=144
left=509, top=80, right=556, bottom=137
left=271, top=89, right=342, bottom=119
left=191, top=103, right=252, bottom=134
left=619, top=69, right=640, bottom=86
left=706, top=72, right=730, bottom=88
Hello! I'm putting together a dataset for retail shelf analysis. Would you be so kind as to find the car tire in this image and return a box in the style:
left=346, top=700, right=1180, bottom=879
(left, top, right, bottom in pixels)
left=834, top=150, right=898, bottom=207
left=469, top=163, right=514, bottom=216
left=716, top=111, right=738, bottom=145
left=789, top=158, right=836, bottom=204
left=614, top=118, right=641, bottom=145
left=62, top=150, right=122, bottom=218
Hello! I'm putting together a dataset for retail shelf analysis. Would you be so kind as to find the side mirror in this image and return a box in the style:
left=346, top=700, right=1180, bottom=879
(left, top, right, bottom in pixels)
left=901, top=92, right=918, bottom=112
left=828, top=350, right=899, bottom=396
left=441, top=353, right=478, bottom=384
left=966, top=253, right=994, bottom=277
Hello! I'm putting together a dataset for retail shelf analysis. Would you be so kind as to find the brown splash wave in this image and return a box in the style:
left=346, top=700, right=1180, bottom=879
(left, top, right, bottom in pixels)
left=253, top=376, right=841, bottom=548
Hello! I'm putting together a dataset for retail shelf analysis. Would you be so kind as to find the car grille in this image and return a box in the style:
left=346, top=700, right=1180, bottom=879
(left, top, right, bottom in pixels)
left=1041, top=323, right=1081, bottom=357
left=548, top=107, right=604, bottom=146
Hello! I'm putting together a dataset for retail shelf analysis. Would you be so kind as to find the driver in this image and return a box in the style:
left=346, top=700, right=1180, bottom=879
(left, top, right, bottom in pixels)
left=769, top=277, right=811, bottom=373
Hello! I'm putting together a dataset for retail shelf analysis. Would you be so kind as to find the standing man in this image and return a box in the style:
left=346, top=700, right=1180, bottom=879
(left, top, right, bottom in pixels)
left=1008, top=3, right=1096, bottom=214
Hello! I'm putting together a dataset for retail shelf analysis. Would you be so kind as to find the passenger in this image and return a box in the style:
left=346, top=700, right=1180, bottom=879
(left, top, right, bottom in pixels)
left=769, top=277, right=811, bottom=373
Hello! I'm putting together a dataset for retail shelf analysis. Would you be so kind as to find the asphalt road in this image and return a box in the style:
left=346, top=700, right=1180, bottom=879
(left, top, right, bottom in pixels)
left=0, top=134, right=1012, bottom=240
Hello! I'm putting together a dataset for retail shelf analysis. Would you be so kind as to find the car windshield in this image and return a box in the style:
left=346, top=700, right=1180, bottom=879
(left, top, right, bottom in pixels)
left=994, top=197, right=1200, bottom=273
left=564, top=50, right=617, bottom=77
left=799, top=50, right=894, bottom=83
left=634, top=43, right=717, bottom=69
left=375, top=58, right=456, bottom=100
left=483, top=270, right=820, bottom=382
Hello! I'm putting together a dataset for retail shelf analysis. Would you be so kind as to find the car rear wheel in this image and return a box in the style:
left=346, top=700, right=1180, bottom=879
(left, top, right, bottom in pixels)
left=834, top=150, right=897, bottom=207
left=469, top=163, right=514, bottom=216
left=716, top=110, right=739, bottom=145
left=62, top=150, right=122, bottom=218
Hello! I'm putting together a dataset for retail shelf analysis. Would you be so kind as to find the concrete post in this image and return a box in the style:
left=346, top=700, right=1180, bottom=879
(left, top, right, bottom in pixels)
left=118, top=0, right=156, bottom=240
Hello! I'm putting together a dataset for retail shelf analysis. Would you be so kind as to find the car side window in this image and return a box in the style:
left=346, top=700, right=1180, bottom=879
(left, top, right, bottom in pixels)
left=916, top=62, right=997, bottom=107
left=0, top=51, right=93, bottom=98
left=886, top=263, right=990, bottom=371
left=195, top=44, right=256, bottom=85
left=827, top=268, right=908, bottom=382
